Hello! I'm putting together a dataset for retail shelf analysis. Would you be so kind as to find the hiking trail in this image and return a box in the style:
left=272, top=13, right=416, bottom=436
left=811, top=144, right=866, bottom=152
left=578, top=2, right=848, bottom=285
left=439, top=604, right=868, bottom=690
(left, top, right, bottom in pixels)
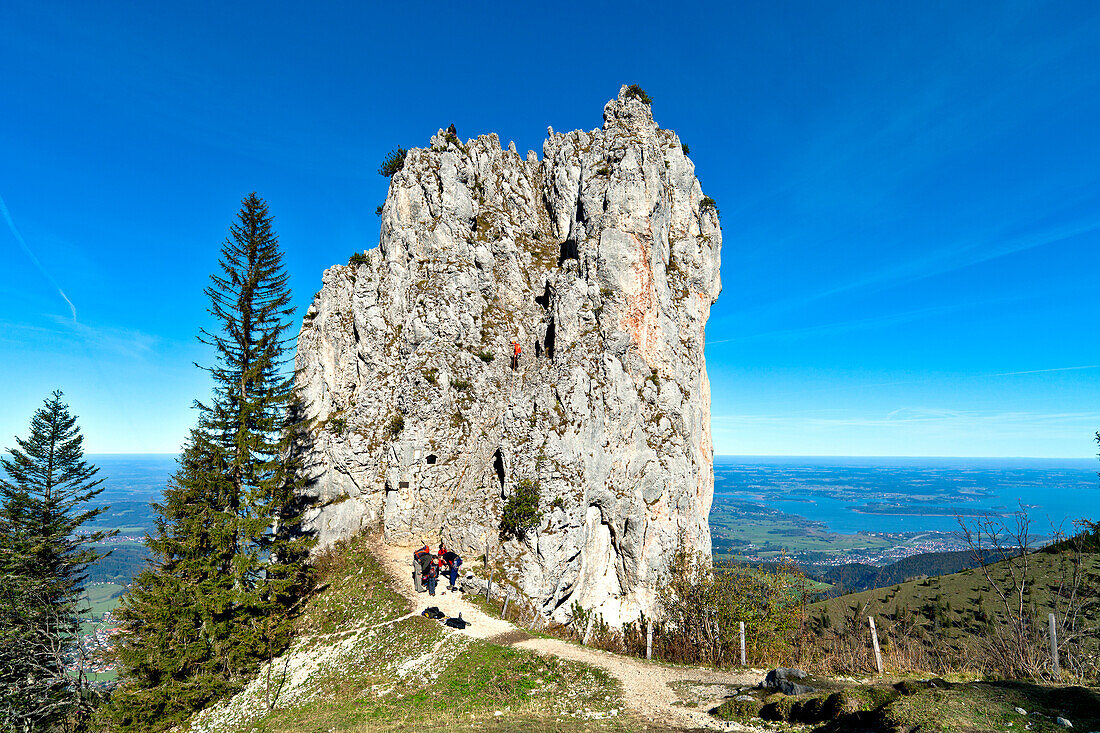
left=375, top=539, right=767, bottom=731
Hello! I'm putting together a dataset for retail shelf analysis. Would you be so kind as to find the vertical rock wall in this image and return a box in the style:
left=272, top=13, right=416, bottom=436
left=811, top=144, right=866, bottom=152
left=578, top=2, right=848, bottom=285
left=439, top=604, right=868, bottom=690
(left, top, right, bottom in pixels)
left=295, top=86, right=722, bottom=624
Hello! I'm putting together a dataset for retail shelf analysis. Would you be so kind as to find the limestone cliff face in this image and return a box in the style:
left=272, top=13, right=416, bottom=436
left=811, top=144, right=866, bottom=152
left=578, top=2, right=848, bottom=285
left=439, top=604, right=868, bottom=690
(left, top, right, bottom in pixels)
left=295, top=86, right=722, bottom=624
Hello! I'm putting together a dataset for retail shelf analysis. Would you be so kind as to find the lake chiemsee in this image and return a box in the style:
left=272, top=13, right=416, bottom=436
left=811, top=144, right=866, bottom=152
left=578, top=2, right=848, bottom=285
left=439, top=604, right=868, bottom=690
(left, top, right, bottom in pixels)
left=714, top=456, right=1100, bottom=535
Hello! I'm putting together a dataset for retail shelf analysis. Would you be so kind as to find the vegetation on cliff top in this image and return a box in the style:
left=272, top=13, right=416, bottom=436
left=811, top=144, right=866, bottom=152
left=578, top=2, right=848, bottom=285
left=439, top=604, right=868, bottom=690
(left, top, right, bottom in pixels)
left=378, top=147, right=407, bottom=177
left=623, top=84, right=652, bottom=105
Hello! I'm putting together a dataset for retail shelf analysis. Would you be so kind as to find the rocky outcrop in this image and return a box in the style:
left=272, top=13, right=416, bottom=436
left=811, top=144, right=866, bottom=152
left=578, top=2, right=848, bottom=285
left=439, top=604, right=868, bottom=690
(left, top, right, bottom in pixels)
left=295, top=86, right=722, bottom=625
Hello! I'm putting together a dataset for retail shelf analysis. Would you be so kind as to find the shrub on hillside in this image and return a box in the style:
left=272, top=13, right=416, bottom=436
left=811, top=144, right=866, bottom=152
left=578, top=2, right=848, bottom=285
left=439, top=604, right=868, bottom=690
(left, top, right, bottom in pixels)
left=653, top=542, right=806, bottom=666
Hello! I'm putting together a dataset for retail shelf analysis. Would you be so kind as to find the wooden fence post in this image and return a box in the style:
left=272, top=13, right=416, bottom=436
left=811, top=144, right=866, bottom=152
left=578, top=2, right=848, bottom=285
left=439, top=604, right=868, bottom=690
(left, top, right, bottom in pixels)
left=740, top=621, right=746, bottom=666
left=1048, top=613, right=1061, bottom=681
left=868, top=616, right=883, bottom=674
left=501, top=596, right=509, bottom=617
left=646, top=619, right=654, bottom=660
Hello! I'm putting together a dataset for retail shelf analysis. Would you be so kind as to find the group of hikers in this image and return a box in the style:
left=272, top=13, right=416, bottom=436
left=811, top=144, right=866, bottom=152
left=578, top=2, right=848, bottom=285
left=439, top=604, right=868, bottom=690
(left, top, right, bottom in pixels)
left=412, top=542, right=463, bottom=596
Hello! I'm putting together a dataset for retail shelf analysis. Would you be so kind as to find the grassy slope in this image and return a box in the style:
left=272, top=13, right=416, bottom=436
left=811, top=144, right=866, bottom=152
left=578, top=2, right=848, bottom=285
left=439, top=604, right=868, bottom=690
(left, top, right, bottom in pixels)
left=188, top=533, right=641, bottom=733
left=82, top=582, right=126, bottom=617
left=813, top=549, right=1100, bottom=673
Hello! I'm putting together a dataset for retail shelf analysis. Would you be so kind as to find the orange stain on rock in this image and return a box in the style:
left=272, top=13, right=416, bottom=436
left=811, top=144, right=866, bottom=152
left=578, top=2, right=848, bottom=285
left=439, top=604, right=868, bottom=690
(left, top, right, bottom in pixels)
left=618, top=232, right=662, bottom=364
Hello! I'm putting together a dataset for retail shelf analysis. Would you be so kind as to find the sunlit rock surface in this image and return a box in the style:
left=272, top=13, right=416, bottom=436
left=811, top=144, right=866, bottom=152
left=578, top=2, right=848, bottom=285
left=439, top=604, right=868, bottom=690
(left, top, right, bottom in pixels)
left=295, top=86, right=722, bottom=624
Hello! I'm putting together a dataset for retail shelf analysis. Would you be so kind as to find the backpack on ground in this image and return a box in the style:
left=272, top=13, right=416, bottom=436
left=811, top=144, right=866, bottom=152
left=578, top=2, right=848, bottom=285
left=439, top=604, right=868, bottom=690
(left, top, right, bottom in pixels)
left=421, top=606, right=445, bottom=620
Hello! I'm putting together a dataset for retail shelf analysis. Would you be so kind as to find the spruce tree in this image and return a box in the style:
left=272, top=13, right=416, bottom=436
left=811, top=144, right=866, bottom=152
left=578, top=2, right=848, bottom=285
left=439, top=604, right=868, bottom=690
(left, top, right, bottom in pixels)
left=0, top=390, right=110, bottom=731
left=108, top=432, right=239, bottom=729
left=110, top=194, right=313, bottom=731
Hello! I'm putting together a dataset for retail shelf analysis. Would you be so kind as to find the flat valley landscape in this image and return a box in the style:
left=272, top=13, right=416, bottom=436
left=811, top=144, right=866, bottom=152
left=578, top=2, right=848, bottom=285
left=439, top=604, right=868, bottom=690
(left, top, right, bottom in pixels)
left=711, top=455, right=1098, bottom=566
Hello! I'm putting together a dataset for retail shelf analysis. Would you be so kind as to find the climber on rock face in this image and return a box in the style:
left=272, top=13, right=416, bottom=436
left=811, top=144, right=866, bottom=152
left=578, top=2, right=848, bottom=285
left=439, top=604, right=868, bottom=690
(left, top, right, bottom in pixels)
left=511, top=340, right=521, bottom=370
left=446, top=123, right=457, bottom=138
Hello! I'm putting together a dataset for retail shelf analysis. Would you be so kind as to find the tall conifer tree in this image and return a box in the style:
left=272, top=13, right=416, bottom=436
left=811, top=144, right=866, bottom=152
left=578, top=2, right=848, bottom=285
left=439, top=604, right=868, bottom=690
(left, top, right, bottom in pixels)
left=0, top=391, right=110, bottom=730
left=110, top=194, right=313, bottom=731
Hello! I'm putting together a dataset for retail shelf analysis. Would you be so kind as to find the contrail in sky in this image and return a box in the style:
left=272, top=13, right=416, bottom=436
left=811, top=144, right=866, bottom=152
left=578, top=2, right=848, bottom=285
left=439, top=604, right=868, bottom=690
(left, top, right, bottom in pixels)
left=0, top=192, right=77, bottom=320
left=992, top=365, right=1100, bottom=377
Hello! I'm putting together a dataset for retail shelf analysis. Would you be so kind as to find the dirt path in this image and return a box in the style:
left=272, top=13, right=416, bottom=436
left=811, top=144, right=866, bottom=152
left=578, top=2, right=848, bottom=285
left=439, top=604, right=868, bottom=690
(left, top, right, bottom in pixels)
left=375, top=540, right=767, bottom=731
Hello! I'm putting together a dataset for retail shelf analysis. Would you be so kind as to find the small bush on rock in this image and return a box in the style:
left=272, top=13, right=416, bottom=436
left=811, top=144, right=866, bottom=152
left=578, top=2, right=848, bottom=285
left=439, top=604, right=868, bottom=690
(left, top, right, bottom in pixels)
left=500, top=478, right=542, bottom=541
left=624, top=84, right=652, bottom=105
left=700, top=195, right=719, bottom=218
left=348, top=252, right=368, bottom=265
left=378, top=147, right=407, bottom=177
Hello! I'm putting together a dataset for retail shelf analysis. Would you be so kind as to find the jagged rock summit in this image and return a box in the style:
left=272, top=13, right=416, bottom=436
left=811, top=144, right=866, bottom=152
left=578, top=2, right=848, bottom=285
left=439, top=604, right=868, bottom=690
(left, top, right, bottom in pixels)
left=295, top=86, right=722, bottom=624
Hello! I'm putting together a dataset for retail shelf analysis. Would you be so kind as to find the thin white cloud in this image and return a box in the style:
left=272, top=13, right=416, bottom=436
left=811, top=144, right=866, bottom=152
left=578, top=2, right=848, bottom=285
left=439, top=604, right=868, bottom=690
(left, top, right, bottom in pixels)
left=737, top=213, right=1100, bottom=326
left=991, top=365, right=1100, bottom=377
left=708, top=298, right=1012, bottom=345
left=0, top=317, right=161, bottom=360
left=714, top=408, right=1100, bottom=435
left=0, top=192, right=78, bottom=320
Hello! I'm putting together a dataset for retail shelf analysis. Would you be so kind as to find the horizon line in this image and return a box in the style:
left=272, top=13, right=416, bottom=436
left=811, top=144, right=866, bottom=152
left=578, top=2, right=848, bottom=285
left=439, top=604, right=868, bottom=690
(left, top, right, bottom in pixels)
left=77, top=451, right=1099, bottom=461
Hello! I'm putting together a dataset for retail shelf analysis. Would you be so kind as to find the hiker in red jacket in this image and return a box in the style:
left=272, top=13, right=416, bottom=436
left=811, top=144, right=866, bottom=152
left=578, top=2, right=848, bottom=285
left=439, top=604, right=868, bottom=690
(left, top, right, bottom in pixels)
left=511, top=340, right=522, bottom=370
left=439, top=542, right=463, bottom=591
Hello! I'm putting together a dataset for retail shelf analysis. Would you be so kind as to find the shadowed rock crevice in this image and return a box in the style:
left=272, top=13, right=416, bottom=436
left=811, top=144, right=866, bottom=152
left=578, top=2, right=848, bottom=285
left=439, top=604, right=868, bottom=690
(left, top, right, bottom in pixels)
left=493, top=448, right=506, bottom=498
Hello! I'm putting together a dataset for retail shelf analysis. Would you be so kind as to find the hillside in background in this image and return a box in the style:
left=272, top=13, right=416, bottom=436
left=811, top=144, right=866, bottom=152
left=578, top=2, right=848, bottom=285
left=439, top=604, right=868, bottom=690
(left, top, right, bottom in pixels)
left=87, top=545, right=151, bottom=585
left=809, top=544, right=1100, bottom=678
left=800, top=548, right=1004, bottom=596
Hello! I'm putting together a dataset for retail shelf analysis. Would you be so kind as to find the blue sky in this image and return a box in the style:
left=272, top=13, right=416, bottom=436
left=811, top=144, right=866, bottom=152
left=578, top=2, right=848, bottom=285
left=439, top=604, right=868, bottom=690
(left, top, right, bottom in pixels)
left=2, top=1, right=1099, bottom=457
